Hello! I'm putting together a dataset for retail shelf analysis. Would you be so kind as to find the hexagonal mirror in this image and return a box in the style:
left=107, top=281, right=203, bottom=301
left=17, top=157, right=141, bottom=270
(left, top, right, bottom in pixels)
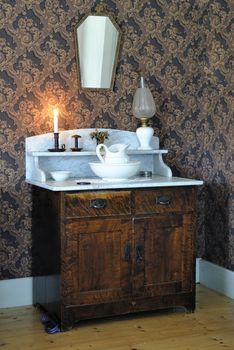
left=74, top=14, right=121, bottom=90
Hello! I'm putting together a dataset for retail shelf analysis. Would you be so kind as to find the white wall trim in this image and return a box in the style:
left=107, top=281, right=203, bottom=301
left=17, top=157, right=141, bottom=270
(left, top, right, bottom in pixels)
left=0, top=259, right=233, bottom=308
left=0, top=277, right=33, bottom=308
left=196, top=257, right=201, bottom=283
left=198, top=258, right=234, bottom=299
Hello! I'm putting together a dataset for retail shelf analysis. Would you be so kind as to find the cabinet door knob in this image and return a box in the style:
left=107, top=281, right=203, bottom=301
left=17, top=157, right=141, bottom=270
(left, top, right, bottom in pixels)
left=136, top=244, right=144, bottom=262
left=124, top=242, right=131, bottom=261
left=155, top=195, right=171, bottom=205
left=90, top=198, right=107, bottom=209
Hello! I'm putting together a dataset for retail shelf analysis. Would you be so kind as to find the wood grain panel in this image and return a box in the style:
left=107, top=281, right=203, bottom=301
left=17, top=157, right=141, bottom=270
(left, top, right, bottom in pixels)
left=134, top=187, right=195, bottom=214
left=65, top=191, right=131, bottom=218
left=133, top=213, right=193, bottom=298
left=78, top=230, right=121, bottom=292
left=63, top=218, right=132, bottom=305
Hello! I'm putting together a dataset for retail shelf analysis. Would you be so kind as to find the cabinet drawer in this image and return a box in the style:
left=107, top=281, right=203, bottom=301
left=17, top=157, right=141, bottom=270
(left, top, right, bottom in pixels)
left=65, top=191, right=131, bottom=218
left=134, top=187, right=195, bottom=214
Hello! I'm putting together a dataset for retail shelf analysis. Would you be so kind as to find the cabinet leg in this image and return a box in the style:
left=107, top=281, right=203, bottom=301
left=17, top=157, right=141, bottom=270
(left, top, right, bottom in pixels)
left=61, top=322, right=75, bottom=332
left=186, top=307, right=195, bottom=314
left=185, top=301, right=195, bottom=313
left=61, top=309, right=75, bottom=331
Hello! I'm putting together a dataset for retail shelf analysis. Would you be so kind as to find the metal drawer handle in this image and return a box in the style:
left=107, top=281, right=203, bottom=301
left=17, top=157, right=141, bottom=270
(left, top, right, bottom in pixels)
left=155, top=195, right=171, bottom=205
left=90, top=198, right=107, bottom=209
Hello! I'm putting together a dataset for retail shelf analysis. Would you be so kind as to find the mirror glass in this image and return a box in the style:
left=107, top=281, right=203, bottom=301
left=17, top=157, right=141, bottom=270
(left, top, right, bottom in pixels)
left=75, top=14, right=121, bottom=90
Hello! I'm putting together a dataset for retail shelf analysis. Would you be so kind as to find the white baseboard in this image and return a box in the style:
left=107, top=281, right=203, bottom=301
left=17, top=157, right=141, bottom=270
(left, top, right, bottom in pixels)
left=0, top=259, right=233, bottom=308
left=198, top=259, right=234, bottom=299
left=0, top=277, right=33, bottom=308
left=196, top=257, right=201, bottom=283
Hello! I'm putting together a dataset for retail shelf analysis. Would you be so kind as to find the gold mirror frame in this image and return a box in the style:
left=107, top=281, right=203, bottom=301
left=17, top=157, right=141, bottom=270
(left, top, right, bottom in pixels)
left=74, top=13, right=122, bottom=91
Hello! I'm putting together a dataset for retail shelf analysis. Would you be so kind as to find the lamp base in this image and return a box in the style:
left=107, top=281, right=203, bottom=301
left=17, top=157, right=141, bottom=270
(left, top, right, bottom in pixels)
left=136, top=126, right=154, bottom=150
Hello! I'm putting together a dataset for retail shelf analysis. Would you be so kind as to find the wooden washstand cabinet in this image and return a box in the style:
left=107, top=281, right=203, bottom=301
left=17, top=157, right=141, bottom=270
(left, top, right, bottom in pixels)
left=32, top=185, right=198, bottom=330
left=27, top=129, right=202, bottom=330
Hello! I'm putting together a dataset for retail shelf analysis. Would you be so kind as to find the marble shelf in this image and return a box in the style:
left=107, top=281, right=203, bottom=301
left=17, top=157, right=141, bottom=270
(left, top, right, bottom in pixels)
left=25, top=129, right=172, bottom=183
left=27, top=149, right=168, bottom=157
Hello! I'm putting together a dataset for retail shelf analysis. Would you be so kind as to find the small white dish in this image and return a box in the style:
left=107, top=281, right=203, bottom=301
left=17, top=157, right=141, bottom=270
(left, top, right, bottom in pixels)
left=50, top=171, right=71, bottom=181
left=89, top=161, right=140, bottom=181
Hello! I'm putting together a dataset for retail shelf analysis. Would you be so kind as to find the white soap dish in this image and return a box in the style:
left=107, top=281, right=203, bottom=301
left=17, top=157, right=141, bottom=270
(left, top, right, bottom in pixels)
left=50, top=171, right=71, bottom=181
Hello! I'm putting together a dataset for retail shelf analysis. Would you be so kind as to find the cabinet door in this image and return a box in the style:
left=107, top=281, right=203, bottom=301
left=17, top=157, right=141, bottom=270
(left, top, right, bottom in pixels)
left=133, top=213, right=194, bottom=297
left=62, top=218, right=132, bottom=306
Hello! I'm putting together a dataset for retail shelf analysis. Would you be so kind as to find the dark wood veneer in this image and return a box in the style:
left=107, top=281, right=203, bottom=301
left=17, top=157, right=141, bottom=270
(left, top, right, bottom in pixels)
left=32, top=186, right=197, bottom=330
left=65, top=191, right=131, bottom=218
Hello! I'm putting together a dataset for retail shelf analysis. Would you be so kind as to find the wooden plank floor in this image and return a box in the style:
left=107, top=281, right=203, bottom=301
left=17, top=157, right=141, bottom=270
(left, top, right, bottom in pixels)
left=0, top=285, right=234, bottom=349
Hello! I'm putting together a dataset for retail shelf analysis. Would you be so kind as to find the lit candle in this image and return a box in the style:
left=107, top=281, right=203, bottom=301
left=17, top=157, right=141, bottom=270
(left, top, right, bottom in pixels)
left=53, top=109, right=59, bottom=133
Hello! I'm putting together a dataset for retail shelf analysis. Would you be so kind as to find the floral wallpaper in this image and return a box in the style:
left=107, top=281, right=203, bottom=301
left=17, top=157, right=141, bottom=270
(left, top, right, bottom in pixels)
left=0, top=0, right=233, bottom=279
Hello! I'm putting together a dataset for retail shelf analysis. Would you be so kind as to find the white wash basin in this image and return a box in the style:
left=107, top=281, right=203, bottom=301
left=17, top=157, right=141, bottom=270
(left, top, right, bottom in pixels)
left=89, top=161, right=140, bottom=181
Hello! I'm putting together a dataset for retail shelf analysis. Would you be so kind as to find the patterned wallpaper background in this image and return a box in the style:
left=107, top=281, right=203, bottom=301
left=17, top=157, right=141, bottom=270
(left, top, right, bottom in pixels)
left=0, top=0, right=233, bottom=279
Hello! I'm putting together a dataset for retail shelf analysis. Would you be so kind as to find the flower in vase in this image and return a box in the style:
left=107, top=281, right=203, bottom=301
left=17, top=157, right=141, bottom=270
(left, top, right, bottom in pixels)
left=90, top=129, right=109, bottom=145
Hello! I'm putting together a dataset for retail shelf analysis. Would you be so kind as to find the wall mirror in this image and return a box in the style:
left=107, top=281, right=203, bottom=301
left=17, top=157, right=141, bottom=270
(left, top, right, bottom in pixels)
left=74, top=13, right=121, bottom=90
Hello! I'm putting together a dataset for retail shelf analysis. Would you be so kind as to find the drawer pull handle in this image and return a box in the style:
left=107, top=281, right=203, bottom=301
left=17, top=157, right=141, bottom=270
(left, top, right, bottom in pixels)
left=124, top=243, right=131, bottom=261
left=136, top=244, right=144, bottom=262
left=90, top=198, right=107, bottom=209
left=155, top=195, right=171, bottom=205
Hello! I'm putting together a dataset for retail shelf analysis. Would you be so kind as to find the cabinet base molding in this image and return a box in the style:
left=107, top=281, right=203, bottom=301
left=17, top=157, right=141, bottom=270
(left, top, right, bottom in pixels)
left=62, top=293, right=195, bottom=328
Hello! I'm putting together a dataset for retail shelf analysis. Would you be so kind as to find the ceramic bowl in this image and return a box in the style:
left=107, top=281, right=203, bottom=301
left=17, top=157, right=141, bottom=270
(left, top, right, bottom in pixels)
left=50, top=171, right=71, bottom=181
left=89, top=161, right=140, bottom=181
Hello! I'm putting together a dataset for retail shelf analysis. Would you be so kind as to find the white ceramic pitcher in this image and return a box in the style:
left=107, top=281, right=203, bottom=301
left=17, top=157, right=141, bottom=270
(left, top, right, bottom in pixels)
left=96, top=143, right=129, bottom=164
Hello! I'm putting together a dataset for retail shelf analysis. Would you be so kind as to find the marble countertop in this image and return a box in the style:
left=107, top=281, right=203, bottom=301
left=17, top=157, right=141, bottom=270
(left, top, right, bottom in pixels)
left=26, top=175, right=203, bottom=191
